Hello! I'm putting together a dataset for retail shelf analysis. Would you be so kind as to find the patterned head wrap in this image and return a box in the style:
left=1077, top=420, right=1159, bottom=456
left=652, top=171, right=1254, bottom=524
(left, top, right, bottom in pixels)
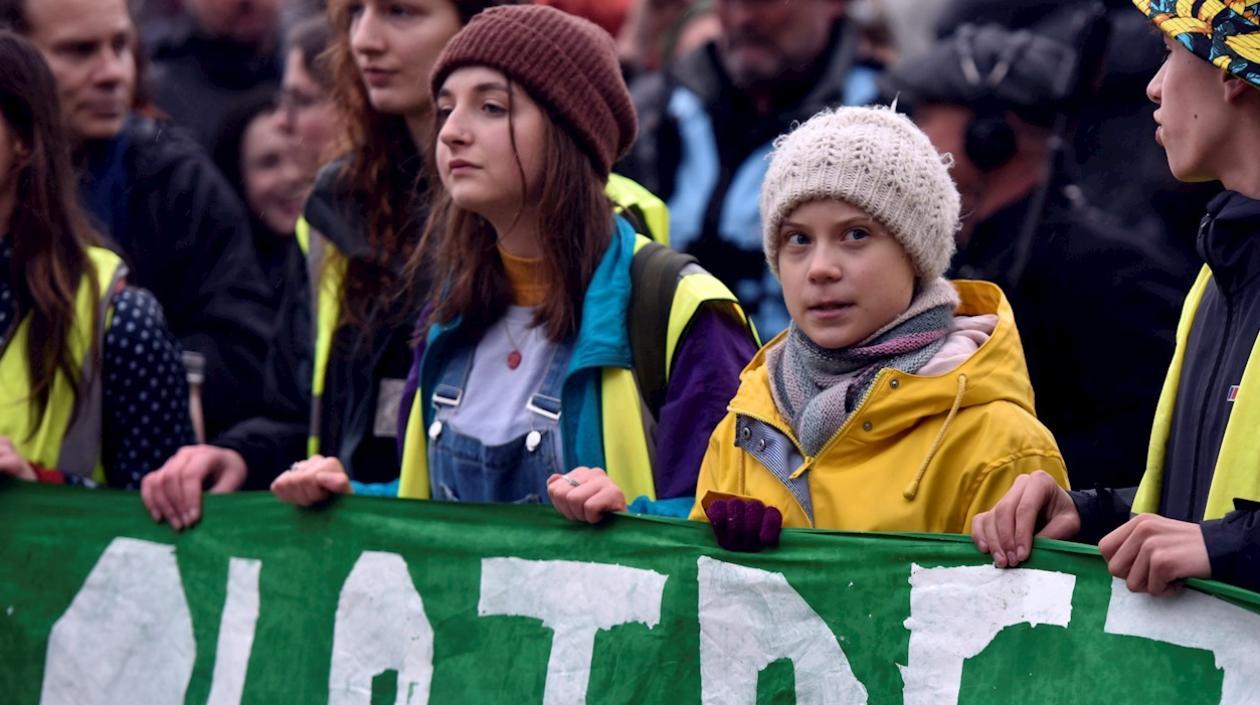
left=1134, top=0, right=1260, bottom=89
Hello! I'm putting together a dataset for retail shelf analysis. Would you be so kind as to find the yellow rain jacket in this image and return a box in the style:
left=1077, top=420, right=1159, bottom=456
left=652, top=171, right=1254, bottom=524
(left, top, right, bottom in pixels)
left=690, top=280, right=1068, bottom=532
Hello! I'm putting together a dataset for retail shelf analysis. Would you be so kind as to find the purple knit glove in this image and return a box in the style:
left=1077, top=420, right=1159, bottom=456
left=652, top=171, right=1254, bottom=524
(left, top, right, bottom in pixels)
left=705, top=498, right=783, bottom=552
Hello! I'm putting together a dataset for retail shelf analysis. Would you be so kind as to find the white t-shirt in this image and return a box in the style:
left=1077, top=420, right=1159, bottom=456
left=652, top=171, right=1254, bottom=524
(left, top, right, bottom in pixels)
left=444, top=306, right=565, bottom=445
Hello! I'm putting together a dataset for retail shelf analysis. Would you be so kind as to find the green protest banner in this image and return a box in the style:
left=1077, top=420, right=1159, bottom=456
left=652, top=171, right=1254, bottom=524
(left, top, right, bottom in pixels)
left=1, top=479, right=1258, bottom=705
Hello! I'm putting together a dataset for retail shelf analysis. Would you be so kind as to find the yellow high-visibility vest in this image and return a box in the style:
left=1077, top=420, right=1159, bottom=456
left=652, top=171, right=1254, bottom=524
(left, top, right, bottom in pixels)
left=1136, top=266, right=1260, bottom=520
left=0, top=247, right=125, bottom=482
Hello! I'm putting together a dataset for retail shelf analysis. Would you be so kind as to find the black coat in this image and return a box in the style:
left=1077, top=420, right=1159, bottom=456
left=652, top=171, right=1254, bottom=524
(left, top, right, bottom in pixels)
left=213, top=162, right=425, bottom=487
left=211, top=231, right=311, bottom=488
left=951, top=183, right=1195, bottom=490
left=79, top=114, right=273, bottom=443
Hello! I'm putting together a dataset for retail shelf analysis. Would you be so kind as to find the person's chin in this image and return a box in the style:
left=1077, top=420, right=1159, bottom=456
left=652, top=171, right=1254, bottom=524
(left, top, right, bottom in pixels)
left=722, top=53, right=778, bottom=88
left=230, top=21, right=273, bottom=45
left=1166, top=153, right=1215, bottom=184
left=365, top=89, right=396, bottom=113
left=366, top=89, right=420, bottom=117
left=266, top=215, right=299, bottom=236
left=76, top=117, right=125, bottom=142
left=798, top=324, right=860, bottom=351
left=448, top=189, right=492, bottom=216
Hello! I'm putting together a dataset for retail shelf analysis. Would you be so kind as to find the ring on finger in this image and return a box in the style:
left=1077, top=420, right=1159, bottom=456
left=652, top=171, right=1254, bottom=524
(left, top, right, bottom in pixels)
left=564, top=475, right=580, bottom=488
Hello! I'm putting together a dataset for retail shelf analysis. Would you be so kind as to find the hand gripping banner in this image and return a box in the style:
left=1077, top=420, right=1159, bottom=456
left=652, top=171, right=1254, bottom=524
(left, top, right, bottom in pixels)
left=2, top=480, right=1259, bottom=705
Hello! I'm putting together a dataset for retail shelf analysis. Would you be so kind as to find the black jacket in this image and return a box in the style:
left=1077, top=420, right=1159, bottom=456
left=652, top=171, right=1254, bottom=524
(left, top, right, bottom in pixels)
left=213, top=162, right=425, bottom=486
left=1073, top=190, right=1260, bottom=592
left=211, top=234, right=311, bottom=489
left=952, top=183, right=1193, bottom=490
left=147, top=20, right=282, bottom=151
left=79, top=114, right=272, bottom=443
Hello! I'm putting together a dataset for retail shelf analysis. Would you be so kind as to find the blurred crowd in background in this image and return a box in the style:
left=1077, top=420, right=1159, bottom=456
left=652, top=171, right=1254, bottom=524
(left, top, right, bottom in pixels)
left=2, top=0, right=1220, bottom=499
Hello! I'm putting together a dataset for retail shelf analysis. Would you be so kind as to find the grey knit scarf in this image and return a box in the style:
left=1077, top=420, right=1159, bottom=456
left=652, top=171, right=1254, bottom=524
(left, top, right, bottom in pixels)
left=767, top=277, right=961, bottom=456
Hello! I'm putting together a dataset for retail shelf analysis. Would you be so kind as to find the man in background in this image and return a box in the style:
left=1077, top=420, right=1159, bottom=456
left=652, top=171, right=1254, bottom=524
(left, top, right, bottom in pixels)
left=618, top=0, right=881, bottom=336
left=2, top=0, right=272, bottom=443
left=882, top=24, right=1192, bottom=491
left=147, top=0, right=283, bottom=150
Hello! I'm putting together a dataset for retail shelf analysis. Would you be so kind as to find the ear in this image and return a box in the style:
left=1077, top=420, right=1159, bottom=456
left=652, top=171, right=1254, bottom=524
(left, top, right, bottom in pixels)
left=1222, top=72, right=1254, bottom=104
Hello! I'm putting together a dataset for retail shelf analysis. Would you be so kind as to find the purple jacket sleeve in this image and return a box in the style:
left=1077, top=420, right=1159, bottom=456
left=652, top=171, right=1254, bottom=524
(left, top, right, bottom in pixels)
left=652, top=305, right=758, bottom=499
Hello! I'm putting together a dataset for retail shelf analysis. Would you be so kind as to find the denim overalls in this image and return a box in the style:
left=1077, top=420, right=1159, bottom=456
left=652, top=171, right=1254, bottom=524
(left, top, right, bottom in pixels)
left=425, top=338, right=573, bottom=504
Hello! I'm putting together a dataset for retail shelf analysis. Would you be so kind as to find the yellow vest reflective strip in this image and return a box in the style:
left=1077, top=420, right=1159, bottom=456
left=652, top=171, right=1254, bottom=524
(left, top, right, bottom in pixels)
left=666, top=267, right=759, bottom=373
left=399, top=393, right=430, bottom=499
left=399, top=236, right=751, bottom=502
left=295, top=215, right=311, bottom=256
left=607, top=174, right=670, bottom=247
left=0, top=247, right=123, bottom=483
left=308, top=235, right=346, bottom=458
left=629, top=234, right=759, bottom=373
left=1136, top=265, right=1260, bottom=520
left=601, top=366, right=656, bottom=501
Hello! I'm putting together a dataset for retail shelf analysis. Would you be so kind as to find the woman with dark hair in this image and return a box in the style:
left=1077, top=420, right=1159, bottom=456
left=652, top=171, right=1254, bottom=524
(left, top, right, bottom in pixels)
left=271, top=6, right=757, bottom=520
left=143, top=0, right=524, bottom=529
left=281, top=14, right=338, bottom=181
left=0, top=31, right=193, bottom=489
left=212, top=89, right=305, bottom=308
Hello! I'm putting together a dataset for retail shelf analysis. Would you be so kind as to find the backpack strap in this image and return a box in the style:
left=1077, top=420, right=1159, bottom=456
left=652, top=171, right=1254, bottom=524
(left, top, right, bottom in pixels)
left=629, top=241, right=697, bottom=419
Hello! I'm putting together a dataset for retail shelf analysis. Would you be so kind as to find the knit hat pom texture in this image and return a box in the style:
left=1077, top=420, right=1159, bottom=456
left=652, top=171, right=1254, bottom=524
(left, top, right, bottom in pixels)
left=430, top=4, right=636, bottom=178
left=760, top=106, right=961, bottom=281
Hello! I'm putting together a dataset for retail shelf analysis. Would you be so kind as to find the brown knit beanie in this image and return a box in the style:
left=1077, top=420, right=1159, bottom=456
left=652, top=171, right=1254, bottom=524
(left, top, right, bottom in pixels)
left=430, top=5, right=637, bottom=178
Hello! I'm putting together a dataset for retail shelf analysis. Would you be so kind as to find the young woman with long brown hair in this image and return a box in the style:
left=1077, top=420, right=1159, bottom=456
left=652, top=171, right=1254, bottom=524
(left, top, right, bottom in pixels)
left=0, top=31, right=192, bottom=488
left=271, top=6, right=758, bottom=520
left=144, top=0, right=516, bottom=529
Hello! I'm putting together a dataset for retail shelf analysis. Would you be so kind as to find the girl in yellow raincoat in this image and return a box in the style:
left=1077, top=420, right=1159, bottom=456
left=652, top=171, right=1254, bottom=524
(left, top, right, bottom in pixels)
left=690, top=106, right=1069, bottom=550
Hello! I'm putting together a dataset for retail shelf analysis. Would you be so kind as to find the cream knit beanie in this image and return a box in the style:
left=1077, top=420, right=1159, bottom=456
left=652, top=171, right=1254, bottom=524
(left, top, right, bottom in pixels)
left=760, top=106, right=961, bottom=281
